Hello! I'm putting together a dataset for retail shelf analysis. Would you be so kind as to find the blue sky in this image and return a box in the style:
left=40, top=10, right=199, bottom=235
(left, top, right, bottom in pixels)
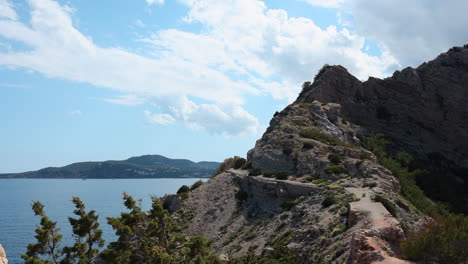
left=0, top=0, right=466, bottom=172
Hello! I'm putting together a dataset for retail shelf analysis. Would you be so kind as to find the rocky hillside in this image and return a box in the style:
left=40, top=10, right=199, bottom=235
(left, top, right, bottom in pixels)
left=0, top=155, right=219, bottom=179
left=0, top=244, right=7, bottom=264
left=164, top=46, right=467, bottom=263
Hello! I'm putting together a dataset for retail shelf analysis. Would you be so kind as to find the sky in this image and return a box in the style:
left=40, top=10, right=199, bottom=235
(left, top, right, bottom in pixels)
left=0, top=0, right=467, bottom=172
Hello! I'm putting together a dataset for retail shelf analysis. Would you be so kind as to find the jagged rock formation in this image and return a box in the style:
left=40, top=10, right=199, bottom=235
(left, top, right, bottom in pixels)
left=0, top=244, right=8, bottom=264
left=249, top=45, right=468, bottom=212
left=171, top=46, right=468, bottom=263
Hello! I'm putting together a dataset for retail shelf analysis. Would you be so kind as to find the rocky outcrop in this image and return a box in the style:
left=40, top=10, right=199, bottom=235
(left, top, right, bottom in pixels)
left=0, top=244, right=8, bottom=264
left=249, top=45, right=468, bottom=212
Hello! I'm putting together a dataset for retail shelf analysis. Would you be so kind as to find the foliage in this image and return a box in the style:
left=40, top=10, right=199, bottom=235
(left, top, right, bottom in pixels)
left=401, top=214, right=468, bottom=263
left=282, top=196, right=305, bottom=211
left=177, top=185, right=190, bottom=194
left=241, top=161, right=253, bottom=170
left=248, top=168, right=262, bottom=176
left=312, top=179, right=330, bottom=185
left=233, top=157, right=247, bottom=169
left=324, top=165, right=345, bottom=175
left=327, top=153, right=344, bottom=164
left=321, top=196, right=336, bottom=208
left=299, top=129, right=356, bottom=148
left=235, top=191, right=249, bottom=202
left=229, top=231, right=302, bottom=264
left=282, top=147, right=293, bottom=155
left=363, top=134, right=447, bottom=216
left=262, top=171, right=274, bottom=178
left=302, top=142, right=314, bottom=149
left=190, top=180, right=204, bottom=191
left=212, top=157, right=236, bottom=177
left=275, top=172, right=289, bottom=180
left=22, top=201, right=64, bottom=264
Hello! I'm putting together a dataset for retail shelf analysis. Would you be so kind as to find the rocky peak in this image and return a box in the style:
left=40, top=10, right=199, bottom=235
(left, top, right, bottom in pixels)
left=250, top=45, right=468, bottom=212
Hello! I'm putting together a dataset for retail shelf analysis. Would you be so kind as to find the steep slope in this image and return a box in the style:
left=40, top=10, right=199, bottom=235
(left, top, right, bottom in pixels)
left=250, top=45, right=468, bottom=212
left=0, top=155, right=219, bottom=179
left=169, top=46, right=468, bottom=263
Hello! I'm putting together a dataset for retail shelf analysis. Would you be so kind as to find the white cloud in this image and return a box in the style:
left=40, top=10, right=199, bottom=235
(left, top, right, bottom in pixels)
left=146, top=0, right=164, bottom=6
left=298, top=0, right=347, bottom=8
left=134, top=19, right=145, bottom=28
left=70, top=109, right=82, bottom=116
left=0, top=0, right=17, bottom=20
left=144, top=110, right=175, bottom=125
left=104, top=94, right=146, bottom=106
left=0, top=0, right=402, bottom=135
left=0, top=83, right=31, bottom=88
left=347, top=0, right=468, bottom=67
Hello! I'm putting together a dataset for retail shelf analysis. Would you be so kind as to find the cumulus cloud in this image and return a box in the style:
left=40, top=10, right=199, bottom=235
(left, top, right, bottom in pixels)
left=0, top=0, right=401, bottom=135
left=347, top=0, right=468, bottom=67
left=0, top=0, right=17, bottom=20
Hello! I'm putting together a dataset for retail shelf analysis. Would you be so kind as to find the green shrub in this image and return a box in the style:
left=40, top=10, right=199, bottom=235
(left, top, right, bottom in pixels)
left=363, top=134, right=445, bottom=216
left=359, top=153, right=372, bottom=160
left=299, top=128, right=356, bottom=148
left=401, top=214, right=468, bottom=263
left=190, top=180, right=204, bottom=191
left=324, top=164, right=345, bottom=175
left=312, top=179, right=330, bottom=185
left=302, top=142, right=314, bottom=149
left=212, top=157, right=237, bottom=177
left=373, top=195, right=397, bottom=217
left=177, top=185, right=190, bottom=194
left=363, top=182, right=377, bottom=188
left=249, top=168, right=262, bottom=176
left=281, top=196, right=305, bottom=211
left=282, top=147, right=293, bottom=155
left=275, top=172, right=289, bottom=180
left=235, top=190, right=248, bottom=202
left=241, top=161, right=253, bottom=170
left=263, top=171, right=275, bottom=178
left=233, top=157, right=247, bottom=169
left=328, top=153, right=344, bottom=164
left=321, top=196, right=336, bottom=207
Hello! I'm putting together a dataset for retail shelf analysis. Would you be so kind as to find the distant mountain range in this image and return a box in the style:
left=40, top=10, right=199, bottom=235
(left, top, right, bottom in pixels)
left=0, top=155, right=220, bottom=179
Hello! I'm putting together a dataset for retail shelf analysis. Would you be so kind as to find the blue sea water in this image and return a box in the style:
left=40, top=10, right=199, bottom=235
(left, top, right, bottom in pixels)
left=0, top=178, right=204, bottom=264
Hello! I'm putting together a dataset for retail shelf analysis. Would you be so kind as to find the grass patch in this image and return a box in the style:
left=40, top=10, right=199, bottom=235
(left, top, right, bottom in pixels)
left=299, top=128, right=356, bottom=148
left=324, top=164, right=345, bottom=175
left=282, top=196, right=305, bottom=211
left=373, top=194, right=397, bottom=217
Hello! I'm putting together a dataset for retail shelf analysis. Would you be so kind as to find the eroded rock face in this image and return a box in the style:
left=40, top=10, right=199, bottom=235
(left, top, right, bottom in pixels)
left=0, top=244, right=8, bottom=264
left=249, top=46, right=468, bottom=212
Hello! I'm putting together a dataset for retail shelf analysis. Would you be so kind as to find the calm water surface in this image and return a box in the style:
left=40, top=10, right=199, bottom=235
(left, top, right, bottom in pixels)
left=0, top=178, right=203, bottom=264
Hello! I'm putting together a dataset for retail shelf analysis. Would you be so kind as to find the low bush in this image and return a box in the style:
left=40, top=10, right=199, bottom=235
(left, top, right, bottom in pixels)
left=302, top=142, right=314, bottom=149
left=312, top=179, right=330, bottom=185
left=241, top=161, right=253, bottom=170
left=248, top=168, right=262, bottom=176
left=282, top=196, right=305, bottom=211
left=321, top=196, right=336, bottom=207
left=282, top=147, right=294, bottom=155
left=190, top=180, right=204, bottom=191
left=275, top=172, right=289, bottom=180
left=235, top=191, right=248, bottom=202
left=328, top=153, right=344, bottom=164
left=299, top=128, right=356, bottom=148
left=401, top=214, right=468, bottom=263
left=233, top=157, right=247, bottom=169
left=324, top=164, right=345, bottom=175
left=263, top=171, right=275, bottom=178
left=177, top=185, right=190, bottom=194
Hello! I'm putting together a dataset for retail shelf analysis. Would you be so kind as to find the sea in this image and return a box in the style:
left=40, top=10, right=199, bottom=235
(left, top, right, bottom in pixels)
left=0, top=178, right=204, bottom=264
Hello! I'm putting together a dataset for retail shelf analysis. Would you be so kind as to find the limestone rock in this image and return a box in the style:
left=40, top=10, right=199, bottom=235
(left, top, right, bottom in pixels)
left=0, top=244, right=7, bottom=264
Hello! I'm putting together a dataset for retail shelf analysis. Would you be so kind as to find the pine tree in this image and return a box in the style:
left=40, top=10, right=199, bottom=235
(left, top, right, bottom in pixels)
left=61, top=197, right=105, bottom=264
left=22, top=201, right=63, bottom=264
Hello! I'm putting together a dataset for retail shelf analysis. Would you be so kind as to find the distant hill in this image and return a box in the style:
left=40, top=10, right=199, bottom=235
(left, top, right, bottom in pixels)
left=0, top=155, right=219, bottom=179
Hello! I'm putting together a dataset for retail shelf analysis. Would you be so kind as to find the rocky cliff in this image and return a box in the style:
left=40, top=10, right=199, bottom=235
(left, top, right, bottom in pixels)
left=168, top=46, right=467, bottom=263
left=249, top=45, right=468, bottom=212
left=0, top=244, right=8, bottom=264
